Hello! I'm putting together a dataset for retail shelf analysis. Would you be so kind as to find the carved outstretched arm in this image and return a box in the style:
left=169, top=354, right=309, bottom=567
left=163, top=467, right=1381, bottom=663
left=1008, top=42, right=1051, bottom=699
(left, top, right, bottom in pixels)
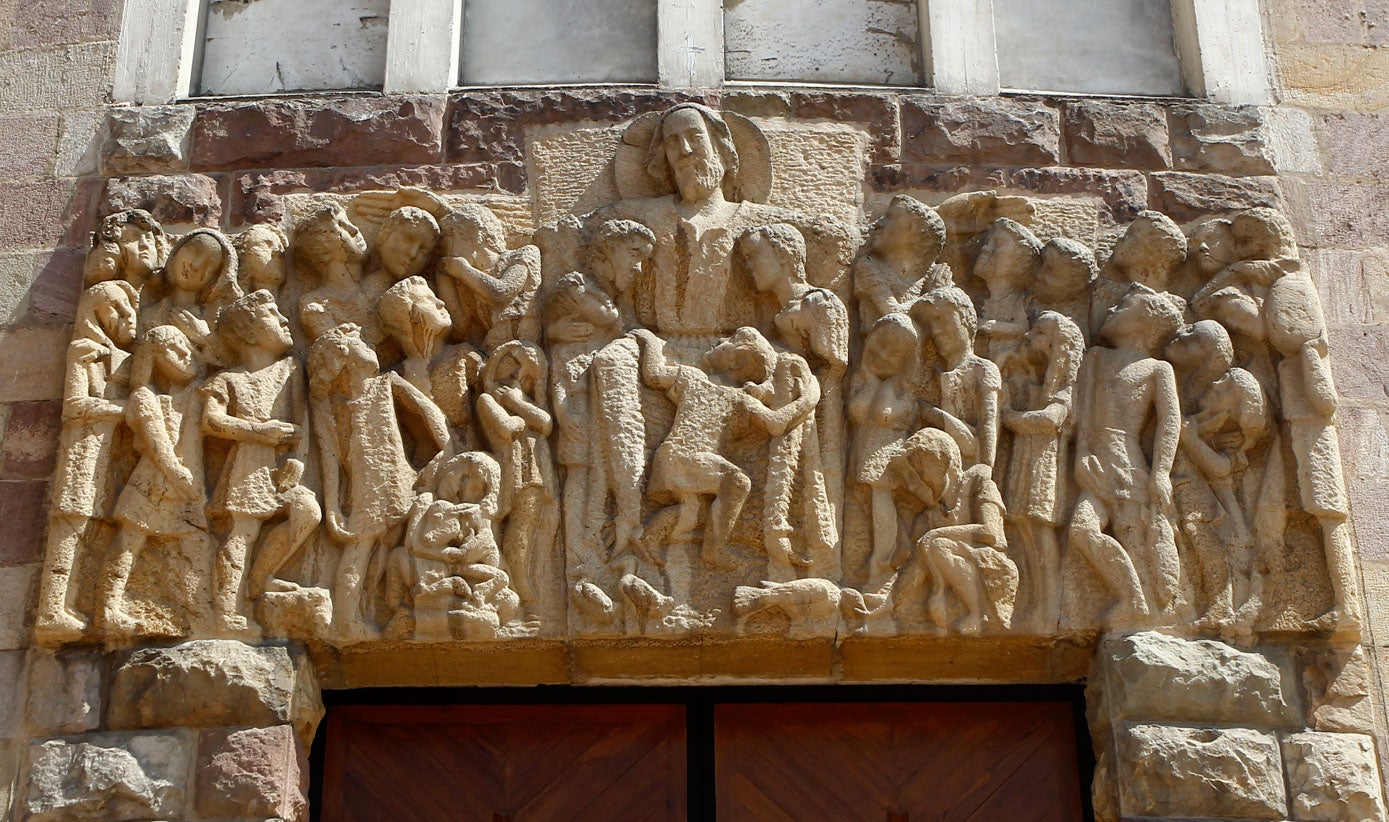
left=390, top=372, right=451, bottom=453
left=1179, top=419, right=1234, bottom=479
left=63, top=345, right=121, bottom=421
left=440, top=255, right=527, bottom=309
left=631, top=329, right=678, bottom=389
left=924, top=404, right=980, bottom=465
left=742, top=364, right=821, bottom=437
left=497, top=387, right=553, bottom=437
left=1003, top=399, right=1069, bottom=435
left=1151, top=362, right=1181, bottom=512
left=202, top=384, right=295, bottom=447
left=979, top=382, right=1000, bottom=471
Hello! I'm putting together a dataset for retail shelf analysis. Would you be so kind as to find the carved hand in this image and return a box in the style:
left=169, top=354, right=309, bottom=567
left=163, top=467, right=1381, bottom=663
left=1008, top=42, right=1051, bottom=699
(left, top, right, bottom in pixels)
left=326, top=510, right=354, bottom=542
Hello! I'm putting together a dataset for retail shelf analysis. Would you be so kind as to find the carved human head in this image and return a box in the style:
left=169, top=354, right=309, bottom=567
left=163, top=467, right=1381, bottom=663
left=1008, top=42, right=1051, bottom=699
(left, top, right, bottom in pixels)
left=646, top=104, right=739, bottom=203
left=1110, top=211, right=1187, bottom=289
left=294, top=203, right=368, bottom=274
left=379, top=275, right=452, bottom=359
left=912, top=286, right=978, bottom=366
left=221, top=289, right=293, bottom=359
left=485, top=340, right=546, bottom=396
left=86, top=209, right=166, bottom=288
left=1165, top=319, right=1235, bottom=375
left=1101, top=283, right=1184, bottom=354
left=133, top=324, right=197, bottom=388
left=1233, top=207, right=1298, bottom=262
left=1186, top=218, right=1237, bottom=279
left=309, top=323, right=378, bottom=397
left=590, top=219, right=655, bottom=295
left=376, top=206, right=441, bottom=282
left=434, top=451, right=502, bottom=515
left=892, top=427, right=962, bottom=508
left=234, top=224, right=289, bottom=296
left=862, top=313, right=919, bottom=379
left=166, top=230, right=229, bottom=296
left=1193, top=281, right=1265, bottom=341
left=1026, top=310, right=1086, bottom=394
left=871, top=196, right=946, bottom=267
left=707, top=326, right=776, bottom=385
left=739, top=224, right=808, bottom=293
left=974, top=218, right=1042, bottom=289
left=77, top=279, right=139, bottom=349
left=440, top=204, right=508, bottom=262
left=1035, top=238, right=1098, bottom=305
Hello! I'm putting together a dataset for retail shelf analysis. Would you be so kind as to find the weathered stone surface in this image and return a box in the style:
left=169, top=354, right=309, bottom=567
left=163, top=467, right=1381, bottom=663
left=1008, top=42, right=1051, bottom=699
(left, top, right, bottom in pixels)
left=1150, top=172, right=1282, bottom=222
left=722, top=89, right=793, bottom=119
left=1311, top=248, right=1389, bottom=326
left=0, top=480, right=47, bottom=565
left=10, top=0, right=121, bottom=48
left=0, top=739, right=18, bottom=822
left=1098, top=632, right=1297, bottom=726
left=1118, top=724, right=1287, bottom=819
left=0, top=42, right=116, bottom=115
left=1170, top=105, right=1276, bottom=176
left=55, top=110, right=104, bottom=179
left=875, top=165, right=1146, bottom=226
left=102, top=105, right=195, bottom=176
left=195, top=725, right=308, bottom=821
left=0, top=565, right=36, bottom=650
left=25, top=247, right=84, bottom=322
left=792, top=91, right=900, bottom=163
left=1349, top=476, right=1389, bottom=561
left=1300, top=180, right=1389, bottom=247
left=1321, top=113, right=1389, bottom=178
left=1063, top=100, right=1170, bottom=170
left=192, top=96, right=446, bottom=171
left=902, top=97, right=1062, bottom=167
left=0, top=178, right=74, bottom=251
left=107, top=641, right=323, bottom=743
left=0, top=113, right=58, bottom=179
left=24, top=732, right=191, bottom=822
left=1283, top=732, right=1387, bottom=821
left=0, top=650, right=24, bottom=738
left=103, top=173, right=223, bottom=227
left=26, top=650, right=102, bottom=735
left=1302, top=647, right=1375, bottom=734
left=1330, top=326, right=1389, bottom=404
left=1, top=400, right=61, bottom=479
left=231, top=164, right=499, bottom=225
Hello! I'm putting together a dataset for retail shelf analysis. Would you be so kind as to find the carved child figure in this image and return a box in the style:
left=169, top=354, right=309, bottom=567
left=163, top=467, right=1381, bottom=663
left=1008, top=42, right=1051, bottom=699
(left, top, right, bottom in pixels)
left=369, top=206, right=441, bottom=287
left=853, top=195, right=950, bottom=327
left=102, top=325, right=207, bottom=636
left=35, top=280, right=139, bottom=642
left=202, top=291, right=321, bottom=635
left=438, top=204, right=542, bottom=350
left=1070, top=284, right=1185, bottom=627
left=911, top=286, right=1001, bottom=474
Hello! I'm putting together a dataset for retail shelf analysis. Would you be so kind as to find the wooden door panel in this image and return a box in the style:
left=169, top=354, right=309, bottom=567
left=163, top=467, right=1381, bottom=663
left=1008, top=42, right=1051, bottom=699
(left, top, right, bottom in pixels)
left=714, top=702, right=1083, bottom=822
left=323, top=704, right=686, bottom=822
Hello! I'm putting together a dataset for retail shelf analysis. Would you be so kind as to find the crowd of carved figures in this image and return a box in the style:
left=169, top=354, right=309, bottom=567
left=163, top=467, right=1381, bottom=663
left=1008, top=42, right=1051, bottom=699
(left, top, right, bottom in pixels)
left=35, top=103, right=1358, bottom=647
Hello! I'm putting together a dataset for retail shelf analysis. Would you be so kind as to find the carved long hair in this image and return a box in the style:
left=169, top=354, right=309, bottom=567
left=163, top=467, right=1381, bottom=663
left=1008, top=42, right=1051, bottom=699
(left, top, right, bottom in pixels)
left=643, top=103, right=742, bottom=200
left=308, top=323, right=375, bottom=402
left=483, top=340, right=548, bottom=406
left=739, top=223, right=809, bottom=287
left=868, top=195, right=946, bottom=272
left=379, top=276, right=451, bottom=361
left=158, top=229, right=242, bottom=316
left=84, top=209, right=167, bottom=288
left=1030, top=310, right=1085, bottom=410
left=74, top=279, right=139, bottom=352
left=425, top=450, right=503, bottom=520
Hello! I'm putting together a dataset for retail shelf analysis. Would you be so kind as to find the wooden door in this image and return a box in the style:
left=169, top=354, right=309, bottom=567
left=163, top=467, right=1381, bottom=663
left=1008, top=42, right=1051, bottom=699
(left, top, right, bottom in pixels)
left=322, top=704, right=687, bottom=822
left=714, top=702, right=1084, bottom=821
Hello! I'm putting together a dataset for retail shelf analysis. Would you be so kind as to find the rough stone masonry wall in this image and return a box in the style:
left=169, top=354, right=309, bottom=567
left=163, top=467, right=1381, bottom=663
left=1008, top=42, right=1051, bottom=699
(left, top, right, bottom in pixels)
left=3, top=0, right=1389, bottom=818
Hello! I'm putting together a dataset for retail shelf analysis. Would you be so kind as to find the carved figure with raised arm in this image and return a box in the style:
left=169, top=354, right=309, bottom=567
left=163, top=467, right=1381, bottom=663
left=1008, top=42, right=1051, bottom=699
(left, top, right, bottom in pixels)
left=911, top=286, right=1001, bottom=474
left=309, top=323, right=450, bottom=643
left=101, top=325, right=206, bottom=637
left=202, top=290, right=321, bottom=636
left=853, top=195, right=950, bottom=327
left=34, top=280, right=139, bottom=642
left=1069, top=284, right=1185, bottom=628
left=438, top=204, right=542, bottom=350
left=295, top=203, right=378, bottom=344
left=1002, top=310, right=1084, bottom=632
left=478, top=340, right=558, bottom=621
left=84, top=209, right=167, bottom=289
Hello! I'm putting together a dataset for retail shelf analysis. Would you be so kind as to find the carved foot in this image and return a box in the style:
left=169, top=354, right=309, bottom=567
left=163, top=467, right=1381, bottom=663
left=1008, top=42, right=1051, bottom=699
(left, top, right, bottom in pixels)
left=1308, top=607, right=1363, bottom=636
left=34, top=610, right=88, bottom=644
left=214, top=613, right=261, bottom=639
left=101, top=609, right=140, bottom=638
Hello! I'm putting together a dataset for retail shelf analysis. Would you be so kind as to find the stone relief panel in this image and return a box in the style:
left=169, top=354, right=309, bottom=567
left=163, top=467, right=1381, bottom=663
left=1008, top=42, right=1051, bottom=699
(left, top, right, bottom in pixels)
left=33, top=103, right=1363, bottom=649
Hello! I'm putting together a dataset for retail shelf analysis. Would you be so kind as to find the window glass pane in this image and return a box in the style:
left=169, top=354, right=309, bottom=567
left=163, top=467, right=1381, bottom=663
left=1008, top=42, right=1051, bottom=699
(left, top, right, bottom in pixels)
left=994, top=0, right=1184, bottom=96
left=461, top=0, right=658, bottom=85
left=725, top=0, right=923, bottom=86
left=199, top=0, right=388, bottom=95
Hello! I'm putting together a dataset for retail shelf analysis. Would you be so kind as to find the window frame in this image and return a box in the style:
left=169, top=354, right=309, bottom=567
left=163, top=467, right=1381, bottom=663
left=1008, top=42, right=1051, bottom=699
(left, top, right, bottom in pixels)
left=112, top=0, right=1272, bottom=105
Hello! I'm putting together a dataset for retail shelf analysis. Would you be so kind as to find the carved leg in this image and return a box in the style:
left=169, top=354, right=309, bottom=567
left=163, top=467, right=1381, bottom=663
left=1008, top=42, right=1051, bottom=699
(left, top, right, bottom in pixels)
left=935, top=539, right=985, bottom=635
left=923, top=545, right=951, bottom=630
left=1018, top=519, right=1062, bottom=633
left=215, top=517, right=261, bottom=635
left=868, top=487, right=900, bottom=585
left=502, top=488, right=542, bottom=614
left=247, top=488, right=321, bottom=600
left=1320, top=517, right=1363, bottom=632
left=1069, top=494, right=1148, bottom=625
left=34, top=517, right=90, bottom=642
left=101, top=527, right=146, bottom=637
left=702, top=463, right=751, bottom=570
left=332, top=536, right=381, bottom=644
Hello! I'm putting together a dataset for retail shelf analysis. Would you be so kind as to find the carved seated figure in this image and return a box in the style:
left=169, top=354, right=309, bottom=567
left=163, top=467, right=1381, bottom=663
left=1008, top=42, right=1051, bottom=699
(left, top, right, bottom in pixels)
left=384, top=452, right=520, bottom=641
left=887, top=428, right=1016, bottom=635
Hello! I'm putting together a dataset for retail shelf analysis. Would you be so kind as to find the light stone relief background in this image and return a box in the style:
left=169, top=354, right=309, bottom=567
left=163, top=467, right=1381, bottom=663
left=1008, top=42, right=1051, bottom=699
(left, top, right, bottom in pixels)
left=0, top=0, right=1388, bottom=820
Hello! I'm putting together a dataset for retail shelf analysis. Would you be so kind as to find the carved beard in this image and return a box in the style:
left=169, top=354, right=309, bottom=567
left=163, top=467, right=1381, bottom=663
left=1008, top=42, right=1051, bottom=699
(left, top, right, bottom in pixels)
left=673, top=153, right=725, bottom=202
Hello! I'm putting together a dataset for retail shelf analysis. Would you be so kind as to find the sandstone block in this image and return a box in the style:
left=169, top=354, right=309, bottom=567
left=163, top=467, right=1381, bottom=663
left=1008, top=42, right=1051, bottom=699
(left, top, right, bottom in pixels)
left=231, top=164, right=497, bottom=225
left=1, top=400, right=61, bottom=479
left=0, top=480, right=48, bottom=565
left=723, top=89, right=794, bottom=119
left=24, top=731, right=191, bottom=821
left=1170, top=104, right=1275, bottom=176
left=1097, top=632, right=1298, bottom=726
left=1330, top=326, right=1389, bottom=405
left=1283, top=732, right=1387, bottom=821
left=1311, top=248, right=1389, bottom=326
left=1118, top=724, right=1287, bottom=819
left=902, top=97, right=1061, bottom=167
left=0, top=250, right=39, bottom=322
left=102, top=105, right=195, bottom=176
left=26, top=649, right=102, bottom=736
left=1335, top=406, right=1389, bottom=481
left=0, top=565, right=36, bottom=650
left=10, top=0, right=120, bottom=48
left=0, top=178, right=73, bottom=251
left=0, top=650, right=25, bottom=738
left=1321, top=113, right=1389, bottom=178
left=792, top=91, right=900, bottom=163
left=1150, top=172, right=1282, bottom=223
left=107, top=640, right=323, bottom=744
left=0, top=114, right=58, bottom=179
left=192, top=96, right=446, bottom=171
left=1350, top=475, right=1389, bottom=560
left=0, top=326, right=70, bottom=402
left=0, top=738, right=18, bottom=822
left=1063, top=100, right=1170, bottom=170
left=103, top=173, right=223, bottom=228
left=1301, top=647, right=1375, bottom=734
left=0, top=42, right=116, bottom=115
left=55, top=110, right=103, bottom=178
left=1299, top=180, right=1389, bottom=247
left=195, top=725, right=308, bottom=821
left=25, top=247, right=84, bottom=322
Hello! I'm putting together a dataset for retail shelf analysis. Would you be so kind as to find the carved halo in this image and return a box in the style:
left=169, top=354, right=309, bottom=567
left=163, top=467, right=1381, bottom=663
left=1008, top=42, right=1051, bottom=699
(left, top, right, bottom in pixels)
left=614, top=106, right=774, bottom=203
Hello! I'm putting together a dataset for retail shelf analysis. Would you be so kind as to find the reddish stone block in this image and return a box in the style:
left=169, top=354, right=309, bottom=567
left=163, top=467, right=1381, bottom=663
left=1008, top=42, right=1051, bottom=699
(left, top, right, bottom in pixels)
left=792, top=90, right=901, bottom=163
left=102, top=105, right=195, bottom=176
left=723, top=89, right=793, bottom=119
left=1063, top=100, right=1170, bottom=170
left=9, top=0, right=119, bottom=47
left=1149, top=172, right=1282, bottom=222
left=104, top=174, right=224, bottom=227
left=0, top=479, right=48, bottom=565
left=1169, top=105, right=1275, bottom=176
left=0, top=179, right=74, bottom=251
left=1298, top=180, right=1389, bottom=248
left=901, top=96, right=1061, bottom=167
left=191, top=96, right=447, bottom=172
left=1322, top=113, right=1389, bottom=178
left=1294, top=0, right=1366, bottom=44
left=0, top=114, right=58, bottom=179
left=2, top=400, right=61, bottom=479
left=27, top=247, right=85, bottom=323
left=231, top=164, right=499, bottom=225
left=194, top=726, right=308, bottom=821
left=61, top=177, right=107, bottom=249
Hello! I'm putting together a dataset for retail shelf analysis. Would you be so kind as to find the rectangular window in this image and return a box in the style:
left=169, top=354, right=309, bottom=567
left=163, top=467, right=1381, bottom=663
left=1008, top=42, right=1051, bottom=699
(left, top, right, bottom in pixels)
left=199, top=0, right=389, bottom=95
left=459, top=0, right=659, bottom=85
left=993, top=0, right=1186, bottom=96
left=725, top=0, right=924, bottom=86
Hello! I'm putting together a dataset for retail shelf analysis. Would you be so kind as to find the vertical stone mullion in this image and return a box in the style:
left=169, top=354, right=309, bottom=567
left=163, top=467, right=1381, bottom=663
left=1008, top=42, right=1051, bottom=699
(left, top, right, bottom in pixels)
left=112, top=0, right=205, bottom=103
left=920, top=0, right=1000, bottom=95
left=658, top=0, right=724, bottom=89
left=1170, top=0, right=1275, bottom=105
left=384, top=0, right=463, bottom=93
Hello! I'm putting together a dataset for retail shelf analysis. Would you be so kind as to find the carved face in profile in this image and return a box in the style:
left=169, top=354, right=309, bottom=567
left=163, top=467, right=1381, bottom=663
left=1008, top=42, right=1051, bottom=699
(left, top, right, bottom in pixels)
left=741, top=234, right=786, bottom=293
left=381, top=277, right=451, bottom=359
left=1189, top=220, right=1236, bottom=279
left=706, top=328, right=774, bottom=385
left=1035, top=242, right=1095, bottom=304
left=155, top=330, right=197, bottom=385
left=237, top=226, right=288, bottom=295
left=246, top=296, right=294, bottom=356
left=973, top=221, right=1039, bottom=289
left=167, top=233, right=225, bottom=294
left=598, top=234, right=653, bottom=295
left=298, top=207, right=368, bottom=270
left=96, top=287, right=138, bottom=348
left=662, top=107, right=725, bottom=202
